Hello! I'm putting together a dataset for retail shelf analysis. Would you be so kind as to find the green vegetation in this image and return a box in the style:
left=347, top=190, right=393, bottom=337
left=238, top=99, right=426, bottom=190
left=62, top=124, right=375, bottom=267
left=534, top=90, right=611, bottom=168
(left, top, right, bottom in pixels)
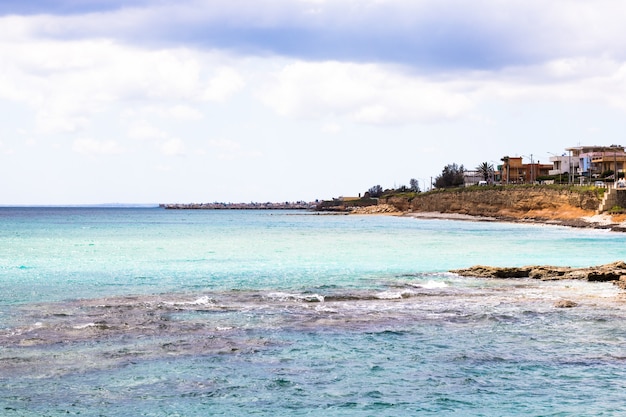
left=379, top=183, right=605, bottom=200
left=476, top=162, right=494, bottom=182
left=434, top=163, right=465, bottom=188
left=381, top=191, right=420, bottom=199
left=366, top=178, right=421, bottom=198
left=367, top=185, right=383, bottom=197
left=362, top=163, right=608, bottom=202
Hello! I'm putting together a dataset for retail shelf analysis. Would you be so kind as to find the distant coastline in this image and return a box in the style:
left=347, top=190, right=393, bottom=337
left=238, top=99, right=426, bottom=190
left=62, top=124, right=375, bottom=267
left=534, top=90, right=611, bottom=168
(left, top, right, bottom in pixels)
left=158, top=185, right=626, bottom=231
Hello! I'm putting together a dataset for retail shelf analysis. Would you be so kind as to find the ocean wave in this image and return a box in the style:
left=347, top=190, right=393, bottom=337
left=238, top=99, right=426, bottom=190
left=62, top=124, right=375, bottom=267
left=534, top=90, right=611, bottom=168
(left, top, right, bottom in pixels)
left=374, top=289, right=417, bottom=300
left=162, top=295, right=216, bottom=307
left=265, top=292, right=325, bottom=303
left=412, top=280, right=449, bottom=289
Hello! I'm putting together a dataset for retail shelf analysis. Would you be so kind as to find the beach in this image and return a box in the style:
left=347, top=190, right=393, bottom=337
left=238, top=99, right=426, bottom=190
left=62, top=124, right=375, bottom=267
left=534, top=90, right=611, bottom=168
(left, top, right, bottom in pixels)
left=351, top=201, right=626, bottom=232
left=405, top=210, right=626, bottom=230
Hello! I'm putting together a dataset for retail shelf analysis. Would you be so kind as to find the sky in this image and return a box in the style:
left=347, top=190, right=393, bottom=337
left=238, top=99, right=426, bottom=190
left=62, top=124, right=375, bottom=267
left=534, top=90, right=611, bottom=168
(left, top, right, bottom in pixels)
left=3, top=0, right=626, bottom=205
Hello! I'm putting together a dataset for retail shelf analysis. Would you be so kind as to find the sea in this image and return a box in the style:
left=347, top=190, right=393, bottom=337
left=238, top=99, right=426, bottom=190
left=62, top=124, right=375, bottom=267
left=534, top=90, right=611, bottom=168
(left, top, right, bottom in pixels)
left=1, top=207, right=626, bottom=416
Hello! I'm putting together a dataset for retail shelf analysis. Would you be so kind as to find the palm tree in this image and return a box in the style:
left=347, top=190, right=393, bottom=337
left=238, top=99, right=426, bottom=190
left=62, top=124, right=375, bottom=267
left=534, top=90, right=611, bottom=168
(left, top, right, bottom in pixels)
left=476, top=162, right=494, bottom=182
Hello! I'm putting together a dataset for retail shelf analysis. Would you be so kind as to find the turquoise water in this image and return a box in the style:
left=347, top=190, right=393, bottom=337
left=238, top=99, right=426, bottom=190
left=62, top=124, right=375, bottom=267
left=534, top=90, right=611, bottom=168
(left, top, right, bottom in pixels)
left=2, top=208, right=626, bottom=416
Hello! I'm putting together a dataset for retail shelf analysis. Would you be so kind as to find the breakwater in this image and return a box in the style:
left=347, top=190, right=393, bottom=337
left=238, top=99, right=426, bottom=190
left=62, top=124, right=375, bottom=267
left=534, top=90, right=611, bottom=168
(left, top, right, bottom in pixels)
left=160, top=201, right=314, bottom=209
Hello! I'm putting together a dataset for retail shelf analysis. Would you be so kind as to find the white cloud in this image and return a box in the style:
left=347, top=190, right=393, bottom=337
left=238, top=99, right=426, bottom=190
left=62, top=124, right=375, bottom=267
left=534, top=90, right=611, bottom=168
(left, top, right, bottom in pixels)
left=127, top=120, right=169, bottom=141
left=203, top=67, right=245, bottom=102
left=72, top=138, right=125, bottom=155
left=260, top=61, right=472, bottom=124
left=167, top=105, right=204, bottom=120
left=469, top=58, right=626, bottom=112
left=160, top=138, right=186, bottom=156
left=0, top=33, right=240, bottom=134
left=123, top=104, right=204, bottom=121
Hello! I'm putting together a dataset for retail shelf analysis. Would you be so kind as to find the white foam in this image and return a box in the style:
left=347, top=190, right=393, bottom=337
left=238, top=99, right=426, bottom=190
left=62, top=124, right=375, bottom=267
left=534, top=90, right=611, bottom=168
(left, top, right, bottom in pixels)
left=375, top=289, right=415, bottom=300
left=73, top=323, right=96, bottom=329
left=421, top=280, right=449, bottom=289
left=188, top=296, right=214, bottom=305
left=408, top=280, right=449, bottom=289
left=266, top=292, right=325, bottom=302
left=164, top=296, right=215, bottom=307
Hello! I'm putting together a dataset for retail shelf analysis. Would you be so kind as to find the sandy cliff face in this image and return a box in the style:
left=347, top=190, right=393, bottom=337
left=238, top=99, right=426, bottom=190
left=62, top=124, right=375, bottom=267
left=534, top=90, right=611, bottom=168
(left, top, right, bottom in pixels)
left=382, top=187, right=602, bottom=221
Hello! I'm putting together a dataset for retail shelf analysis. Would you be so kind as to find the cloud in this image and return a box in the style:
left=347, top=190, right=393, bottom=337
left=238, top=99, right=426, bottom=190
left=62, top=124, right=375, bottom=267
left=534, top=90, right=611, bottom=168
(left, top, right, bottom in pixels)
left=124, top=104, right=204, bottom=122
left=72, top=138, right=125, bottom=155
left=4, top=7, right=626, bottom=135
left=167, top=105, right=204, bottom=120
left=0, top=0, right=154, bottom=15
left=203, top=68, right=245, bottom=101
left=470, top=58, right=626, bottom=112
left=127, top=120, right=169, bottom=141
left=6, top=0, right=626, bottom=71
left=260, top=61, right=472, bottom=124
left=160, top=138, right=186, bottom=156
left=0, top=34, right=242, bottom=133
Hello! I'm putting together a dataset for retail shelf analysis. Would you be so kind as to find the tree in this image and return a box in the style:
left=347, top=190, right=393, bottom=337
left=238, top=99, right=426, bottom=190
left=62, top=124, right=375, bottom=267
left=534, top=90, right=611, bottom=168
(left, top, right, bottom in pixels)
left=367, top=184, right=383, bottom=197
left=409, top=178, right=420, bottom=192
left=476, top=162, right=494, bottom=182
left=434, top=163, right=465, bottom=188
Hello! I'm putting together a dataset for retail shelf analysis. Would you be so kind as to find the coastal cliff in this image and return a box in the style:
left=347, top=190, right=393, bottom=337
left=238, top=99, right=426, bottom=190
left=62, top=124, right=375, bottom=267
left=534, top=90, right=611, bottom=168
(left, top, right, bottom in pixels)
left=380, top=186, right=606, bottom=223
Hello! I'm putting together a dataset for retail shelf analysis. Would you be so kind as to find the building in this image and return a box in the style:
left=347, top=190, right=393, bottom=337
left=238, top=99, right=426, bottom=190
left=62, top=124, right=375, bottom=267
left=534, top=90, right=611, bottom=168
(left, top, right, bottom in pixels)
left=500, top=156, right=523, bottom=184
left=463, top=170, right=484, bottom=186
left=566, top=145, right=626, bottom=180
left=548, top=154, right=577, bottom=183
left=525, top=162, right=553, bottom=182
left=500, top=156, right=552, bottom=184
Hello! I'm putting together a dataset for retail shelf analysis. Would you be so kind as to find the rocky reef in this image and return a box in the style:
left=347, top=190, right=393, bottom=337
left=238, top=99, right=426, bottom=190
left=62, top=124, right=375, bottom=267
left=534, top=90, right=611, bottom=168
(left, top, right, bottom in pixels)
left=451, top=261, right=626, bottom=289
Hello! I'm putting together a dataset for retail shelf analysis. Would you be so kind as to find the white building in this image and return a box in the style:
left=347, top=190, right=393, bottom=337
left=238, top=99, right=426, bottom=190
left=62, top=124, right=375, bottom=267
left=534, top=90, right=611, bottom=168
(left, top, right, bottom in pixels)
left=463, top=170, right=485, bottom=186
left=548, top=154, right=577, bottom=177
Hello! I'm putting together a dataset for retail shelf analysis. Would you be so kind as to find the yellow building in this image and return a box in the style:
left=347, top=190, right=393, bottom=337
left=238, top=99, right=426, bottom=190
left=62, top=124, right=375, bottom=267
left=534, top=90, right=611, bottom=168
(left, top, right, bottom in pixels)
left=500, top=156, right=552, bottom=184
left=500, top=156, right=523, bottom=184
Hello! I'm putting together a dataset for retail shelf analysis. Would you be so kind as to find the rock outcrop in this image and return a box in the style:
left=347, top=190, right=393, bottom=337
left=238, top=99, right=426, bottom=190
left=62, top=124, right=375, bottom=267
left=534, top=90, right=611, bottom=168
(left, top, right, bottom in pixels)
left=349, top=204, right=401, bottom=214
left=554, top=300, right=579, bottom=308
left=451, top=261, right=626, bottom=289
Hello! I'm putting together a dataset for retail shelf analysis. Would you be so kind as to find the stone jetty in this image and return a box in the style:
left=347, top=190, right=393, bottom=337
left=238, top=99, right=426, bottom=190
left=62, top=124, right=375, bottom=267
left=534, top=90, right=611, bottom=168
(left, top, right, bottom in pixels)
left=160, top=201, right=313, bottom=210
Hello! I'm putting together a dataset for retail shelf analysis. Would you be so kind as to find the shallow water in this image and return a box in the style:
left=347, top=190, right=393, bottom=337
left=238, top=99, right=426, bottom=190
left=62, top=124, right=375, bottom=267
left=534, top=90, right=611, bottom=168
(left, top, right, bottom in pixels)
left=2, top=208, right=626, bottom=416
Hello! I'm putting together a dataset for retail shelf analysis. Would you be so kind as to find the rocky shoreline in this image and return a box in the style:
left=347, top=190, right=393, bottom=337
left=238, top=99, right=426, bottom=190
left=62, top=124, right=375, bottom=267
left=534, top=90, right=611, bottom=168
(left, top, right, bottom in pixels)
left=402, top=210, right=626, bottom=232
left=349, top=205, right=626, bottom=232
left=451, top=261, right=626, bottom=290
left=366, top=186, right=626, bottom=232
